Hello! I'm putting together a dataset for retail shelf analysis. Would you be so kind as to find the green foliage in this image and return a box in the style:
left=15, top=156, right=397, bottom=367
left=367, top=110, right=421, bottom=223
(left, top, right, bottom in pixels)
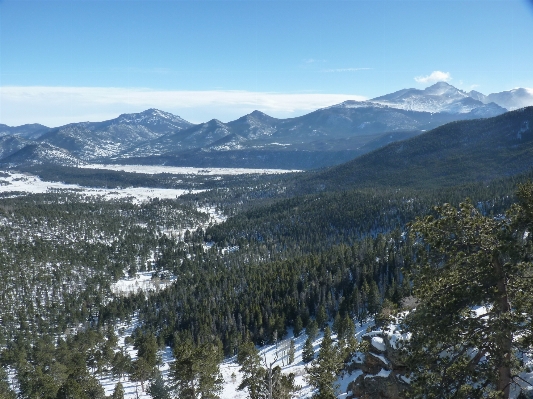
left=134, top=332, right=160, bottom=369
left=237, top=340, right=265, bottom=399
left=147, top=372, right=171, bottom=399
left=303, top=107, right=533, bottom=190
left=237, top=339, right=297, bottom=399
left=169, top=335, right=223, bottom=399
left=315, top=306, right=328, bottom=331
left=0, top=366, right=15, bottom=399
left=5, top=120, right=533, bottom=398
left=405, top=185, right=533, bottom=398
left=306, top=320, right=319, bottom=342
left=111, top=382, right=125, bottom=399
left=302, top=337, right=315, bottom=364
left=306, top=327, right=343, bottom=399
left=293, top=316, right=303, bottom=338
left=268, top=365, right=297, bottom=399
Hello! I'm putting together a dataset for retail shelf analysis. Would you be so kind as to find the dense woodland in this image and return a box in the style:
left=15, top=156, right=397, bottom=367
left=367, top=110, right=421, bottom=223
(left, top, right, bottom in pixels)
left=0, top=159, right=533, bottom=397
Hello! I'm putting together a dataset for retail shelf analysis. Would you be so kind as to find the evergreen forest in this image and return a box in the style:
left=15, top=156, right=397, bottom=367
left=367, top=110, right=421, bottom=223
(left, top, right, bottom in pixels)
left=1, top=118, right=533, bottom=398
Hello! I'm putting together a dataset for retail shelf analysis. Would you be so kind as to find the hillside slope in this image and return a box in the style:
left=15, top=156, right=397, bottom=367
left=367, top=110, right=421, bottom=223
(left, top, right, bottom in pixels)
left=300, top=106, right=533, bottom=190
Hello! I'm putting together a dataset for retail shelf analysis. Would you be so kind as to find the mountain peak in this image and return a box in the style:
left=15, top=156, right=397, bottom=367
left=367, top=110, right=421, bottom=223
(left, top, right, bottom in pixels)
left=248, top=110, right=273, bottom=119
left=116, top=108, right=186, bottom=122
left=427, top=81, right=453, bottom=88
left=369, top=82, right=496, bottom=114
left=424, top=81, right=466, bottom=96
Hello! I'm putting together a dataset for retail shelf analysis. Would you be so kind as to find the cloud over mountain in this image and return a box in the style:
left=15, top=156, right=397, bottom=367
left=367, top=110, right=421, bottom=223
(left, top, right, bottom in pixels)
left=414, top=71, right=452, bottom=84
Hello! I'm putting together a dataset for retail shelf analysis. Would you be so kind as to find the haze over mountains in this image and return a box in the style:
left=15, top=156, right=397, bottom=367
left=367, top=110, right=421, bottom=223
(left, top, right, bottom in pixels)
left=1, top=82, right=532, bottom=170
left=300, top=106, right=533, bottom=191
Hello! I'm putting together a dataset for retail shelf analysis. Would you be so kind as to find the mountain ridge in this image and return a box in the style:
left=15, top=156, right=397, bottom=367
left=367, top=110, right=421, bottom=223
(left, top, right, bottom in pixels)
left=299, top=106, right=533, bottom=190
left=3, top=82, right=533, bottom=170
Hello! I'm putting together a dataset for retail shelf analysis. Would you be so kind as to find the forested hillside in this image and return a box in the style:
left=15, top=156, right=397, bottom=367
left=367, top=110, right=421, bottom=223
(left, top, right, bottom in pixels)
left=1, top=110, right=533, bottom=398
left=299, top=106, right=533, bottom=191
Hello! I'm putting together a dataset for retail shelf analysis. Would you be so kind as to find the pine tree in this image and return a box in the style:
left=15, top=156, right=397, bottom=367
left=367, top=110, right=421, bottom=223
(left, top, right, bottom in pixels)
left=269, top=365, right=296, bottom=399
left=111, top=382, right=125, bottom=399
left=237, top=340, right=265, bottom=399
left=170, top=335, right=223, bottom=399
left=131, top=357, right=153, bottom=392
left=0, top=366, right=15, bottom=399
left=405, top=187, right=533, bottom=399
left=148, top=371, right=171, bottom=399
left=315, top=306, right=327, bottom=331
left=293, top=316, right=303, bottom=338
left=302, top=337, right=315, bottom=364
left=196, top=341, right=224, bottom=399
left=306, top=327, right=342, bottom=399
left=135, top=332, right=159, bottom=369
left=306, top=319, right=318, bottom=341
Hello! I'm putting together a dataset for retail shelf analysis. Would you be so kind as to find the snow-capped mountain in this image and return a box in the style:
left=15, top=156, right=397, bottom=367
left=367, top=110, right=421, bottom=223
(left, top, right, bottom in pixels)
left=371, top=82, right=506, bottom=115
left=119, top=104, right=479, bottom=160
left=37, top=109, right=193, bottom=160
left=0, top=83, right=527, bottom=170
left=473, top=88, right=533, bottom=111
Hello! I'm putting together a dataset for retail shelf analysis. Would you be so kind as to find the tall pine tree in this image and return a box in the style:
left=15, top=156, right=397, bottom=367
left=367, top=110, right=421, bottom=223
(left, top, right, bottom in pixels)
left=306, top=327, right=342, bottom=399
left=405, top=185, right=533, bottom=399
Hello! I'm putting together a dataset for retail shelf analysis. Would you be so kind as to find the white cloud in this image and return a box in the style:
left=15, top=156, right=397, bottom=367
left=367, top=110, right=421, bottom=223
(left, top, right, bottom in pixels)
left=414, top=71, right=452, bottom=84
left=0, top=86, right=366, bottom=127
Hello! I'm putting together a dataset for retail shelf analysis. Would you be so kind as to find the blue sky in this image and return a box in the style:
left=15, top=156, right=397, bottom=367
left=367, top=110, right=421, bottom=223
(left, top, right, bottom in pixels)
left=1, top=0, right=533, bottom=126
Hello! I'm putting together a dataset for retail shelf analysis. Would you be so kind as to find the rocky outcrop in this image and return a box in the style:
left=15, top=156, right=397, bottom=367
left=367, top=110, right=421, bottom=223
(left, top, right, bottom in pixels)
left=347, top=330, right=410, bottom=399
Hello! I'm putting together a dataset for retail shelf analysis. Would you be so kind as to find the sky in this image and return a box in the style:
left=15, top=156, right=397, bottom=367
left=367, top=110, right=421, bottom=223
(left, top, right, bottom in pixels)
left=1, top=0, right=533, bottom=127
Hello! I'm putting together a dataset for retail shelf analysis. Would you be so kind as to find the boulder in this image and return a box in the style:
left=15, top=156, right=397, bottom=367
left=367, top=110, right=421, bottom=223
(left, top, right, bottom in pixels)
left=348, top=330, right=409, bottom=398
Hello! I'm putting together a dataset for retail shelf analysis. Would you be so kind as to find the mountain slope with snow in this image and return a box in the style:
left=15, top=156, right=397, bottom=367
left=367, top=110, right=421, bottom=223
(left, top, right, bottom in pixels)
left=0, top=123, right=51, bottom=140
left=1, top=83, right=531, bottom=170
left=371, top=82, right=506, bottom=115
left=37, top=109, right=193, bottom=160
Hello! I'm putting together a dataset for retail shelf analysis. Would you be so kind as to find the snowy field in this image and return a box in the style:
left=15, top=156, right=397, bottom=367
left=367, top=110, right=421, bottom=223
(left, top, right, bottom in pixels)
left=0, top=171, right=197, bottom=202
left=111, top=271, right=176, bottom=296
left=82, top=163, right=301, bottom=175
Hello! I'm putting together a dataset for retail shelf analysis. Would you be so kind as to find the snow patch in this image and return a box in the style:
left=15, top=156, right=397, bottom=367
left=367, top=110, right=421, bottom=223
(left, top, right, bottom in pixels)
left=371, top=336, right=386, bottom=352
left=81, top=164, right=301, bottom=175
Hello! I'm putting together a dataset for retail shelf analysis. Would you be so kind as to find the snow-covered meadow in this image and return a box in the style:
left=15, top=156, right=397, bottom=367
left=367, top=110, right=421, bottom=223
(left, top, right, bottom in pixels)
left=0, top=171, right=195, bottom=202
left=81, top=163, right=301, bottom=176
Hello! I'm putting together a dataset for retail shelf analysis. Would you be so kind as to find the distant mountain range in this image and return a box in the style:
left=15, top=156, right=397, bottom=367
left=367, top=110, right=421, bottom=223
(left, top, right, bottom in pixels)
left=300, top=106, right=533, bottom=190
left=1, top=82, right=532, bottom=170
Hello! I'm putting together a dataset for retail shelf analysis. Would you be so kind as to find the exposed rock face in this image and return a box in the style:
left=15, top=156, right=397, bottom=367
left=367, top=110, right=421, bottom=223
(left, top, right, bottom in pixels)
left=347, top=330, right=409, bottom=399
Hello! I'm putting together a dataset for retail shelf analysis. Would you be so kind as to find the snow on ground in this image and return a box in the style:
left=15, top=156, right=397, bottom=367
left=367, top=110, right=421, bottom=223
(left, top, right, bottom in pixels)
left=82, top=164, right=301, bottom=175
left=197, top=205, right=227, bottom=225
left=0, top=169, right=372, bottom=399
left=97, top=319, right=374, bottom=399
left=99, top=317, right=174, bottom=398
left=111, top=271, right=176, bottom=296
left=0, top=171, right=198, bottom=202
left=220, top=321, right=374, bottom=399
